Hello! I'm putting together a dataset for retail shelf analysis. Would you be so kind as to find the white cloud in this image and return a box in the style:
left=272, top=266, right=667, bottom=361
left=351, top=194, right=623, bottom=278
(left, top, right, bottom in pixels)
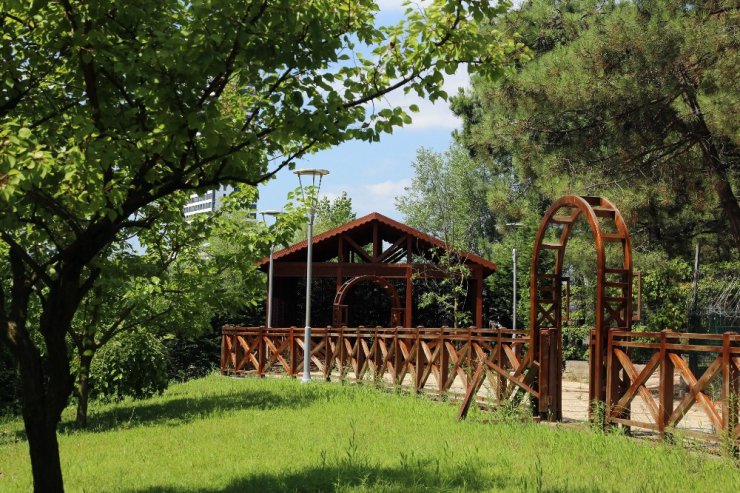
left=376, top=0, right=429, bottom=12
left=322, top=178, right=411, bottom=218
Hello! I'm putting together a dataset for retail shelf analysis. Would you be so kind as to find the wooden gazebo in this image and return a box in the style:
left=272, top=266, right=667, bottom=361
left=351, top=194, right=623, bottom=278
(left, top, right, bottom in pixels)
left=258, top=212, right=496, bottom=328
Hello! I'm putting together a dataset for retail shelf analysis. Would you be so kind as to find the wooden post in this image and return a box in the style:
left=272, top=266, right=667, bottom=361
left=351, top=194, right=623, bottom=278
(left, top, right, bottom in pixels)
left=257, top=327, right=266, bottom=377
left=324, top=327, right=332, bottom=381
left=496, top=328, right=504, bottom=403
left=721, top=332, right=738, bottom=435
left=475, top=274, right=484, bottom=329
left=220, top=332, right=227, bottom=375
left=289, top=326, right=297, bottom=377
left=658, top=329, right=674, bottom=438
left=414, top=326, right=423, bottom=392
left=439, top=327, right=448, bottom=397
left=539, top=328, right=551, bottom=418
left=405, top=266, right=413, bottom=328
left=338, top=326, right=345, bottom=381
left=605, top=329, right=618, bottom=423
left=393, top=326, right=401, bottom=385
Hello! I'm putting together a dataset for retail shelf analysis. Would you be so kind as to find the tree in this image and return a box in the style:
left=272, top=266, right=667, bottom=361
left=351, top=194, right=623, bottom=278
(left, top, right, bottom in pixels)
left=397, top=144, right=498, bottom=254
left=70, top=188, right=292, bottom=427
left=0, top=1, right=519, bottom=489
left=315, top=192, right=357, bottom=235
left=453, top=0, right=739, bottom=257
left=293, top=191, right=357, bottom=242
left=397, top=145, right=500, bottom=327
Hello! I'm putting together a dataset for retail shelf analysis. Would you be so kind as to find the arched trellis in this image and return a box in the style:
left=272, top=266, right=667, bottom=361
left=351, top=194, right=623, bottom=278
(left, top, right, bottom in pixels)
left=333, top=275, right=404, bottom=327
left=530, top=195, right=633, bottom=420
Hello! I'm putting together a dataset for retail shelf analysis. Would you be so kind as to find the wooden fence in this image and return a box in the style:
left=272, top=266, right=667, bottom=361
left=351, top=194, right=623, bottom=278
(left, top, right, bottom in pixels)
left=221, top=325, right=740, bottom=444
left=605, top=329, right=740, bottom=442
left=221, top=326, right=529, bottom=398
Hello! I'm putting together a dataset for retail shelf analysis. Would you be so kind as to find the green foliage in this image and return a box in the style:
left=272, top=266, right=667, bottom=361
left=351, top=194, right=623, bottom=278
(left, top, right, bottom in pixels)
left=453, top=0, right=740, bottom=256
left=562, top=325, right=591, bottom=361
left=164, top=333, right=221, bottom=383
left=0, top=1, right=525, bottom=486
left=293, top=191, right=358, bottom=242
left=315, top=192, right=357, bottom=236
left=89, top=330, right=168, bottom=401
left=1, top=375, right=739, bottom=491
left=634, top=251, right=692, bottom=331
left=397, top=144, right=498, bottom=253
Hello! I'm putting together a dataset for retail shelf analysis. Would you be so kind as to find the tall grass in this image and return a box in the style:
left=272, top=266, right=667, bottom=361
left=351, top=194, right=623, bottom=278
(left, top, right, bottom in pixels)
left=0, top=374, right=737, bottom=492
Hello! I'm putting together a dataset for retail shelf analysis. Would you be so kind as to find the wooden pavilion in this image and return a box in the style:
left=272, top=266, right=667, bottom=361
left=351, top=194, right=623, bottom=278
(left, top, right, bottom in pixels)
left=258, top=212, right=496, bottom=328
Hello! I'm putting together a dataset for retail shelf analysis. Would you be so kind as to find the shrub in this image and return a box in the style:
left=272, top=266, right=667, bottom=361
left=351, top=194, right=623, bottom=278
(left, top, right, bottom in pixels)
left=90, top=330, right=168, bottom=401
left=164, top=333, right=221, bottom=382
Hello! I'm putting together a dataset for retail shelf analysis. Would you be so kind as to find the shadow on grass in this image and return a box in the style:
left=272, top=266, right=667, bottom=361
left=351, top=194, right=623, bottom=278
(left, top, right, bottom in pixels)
left=62, top=385, right=323, bottom=435
left=124, top=461, right=603, bottom=493
left=3, top=383, right=323, bottom=444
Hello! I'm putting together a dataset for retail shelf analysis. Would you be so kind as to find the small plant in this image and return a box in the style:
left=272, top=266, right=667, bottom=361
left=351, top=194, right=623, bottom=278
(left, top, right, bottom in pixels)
left=719, top=392, right=739, bottom=460
left=590, top=399, right=607, bottom=434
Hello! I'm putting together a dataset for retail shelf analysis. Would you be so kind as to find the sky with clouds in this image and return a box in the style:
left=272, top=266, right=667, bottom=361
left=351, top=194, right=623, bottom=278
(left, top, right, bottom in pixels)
left=256, top=1, right=471, bottom=221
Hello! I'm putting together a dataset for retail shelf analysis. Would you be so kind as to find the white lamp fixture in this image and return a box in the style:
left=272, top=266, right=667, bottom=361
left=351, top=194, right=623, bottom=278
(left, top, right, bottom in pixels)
left=294, top=168, right=330, bottom=383
left=258, top=210, right=284, bottom=329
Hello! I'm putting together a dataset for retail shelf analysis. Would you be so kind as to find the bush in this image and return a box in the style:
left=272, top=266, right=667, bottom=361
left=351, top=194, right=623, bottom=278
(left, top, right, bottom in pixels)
left=562, top=325, right=590, bottom=361
left=90, top=330, right=168, bottom=401
left=164, top=333, right=221, bottom=382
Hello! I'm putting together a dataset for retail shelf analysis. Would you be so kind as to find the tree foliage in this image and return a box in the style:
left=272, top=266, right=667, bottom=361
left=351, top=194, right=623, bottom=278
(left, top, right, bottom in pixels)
left=314, top=192, right=357, bottom=235
left=397, top=144, right=498, bottom=253
left=0, top=1, right=520, bottom=489
left=453, top=0, right=739, bottom=257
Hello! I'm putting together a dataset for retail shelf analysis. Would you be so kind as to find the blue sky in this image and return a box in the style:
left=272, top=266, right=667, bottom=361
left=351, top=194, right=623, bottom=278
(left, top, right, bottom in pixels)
left=255, top=1, right=470, bottom=221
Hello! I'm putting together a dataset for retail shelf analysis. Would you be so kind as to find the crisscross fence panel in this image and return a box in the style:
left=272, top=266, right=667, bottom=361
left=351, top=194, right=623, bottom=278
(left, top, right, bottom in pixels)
left=221, top=326, right=529, bottom=399
left=606, top=329, right=740, bottom=442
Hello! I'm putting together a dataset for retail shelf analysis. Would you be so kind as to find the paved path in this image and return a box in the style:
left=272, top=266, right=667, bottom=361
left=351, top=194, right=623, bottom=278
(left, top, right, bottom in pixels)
left=304, top=359, right=717, bottom=434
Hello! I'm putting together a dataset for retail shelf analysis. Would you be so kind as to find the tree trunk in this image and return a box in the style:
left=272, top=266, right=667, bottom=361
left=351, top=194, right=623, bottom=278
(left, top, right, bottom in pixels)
left=75, top=352, right=93, bottom=428
left=17, top=336, right=65, bottom=493
left=682, top=89, right=740, bottom=249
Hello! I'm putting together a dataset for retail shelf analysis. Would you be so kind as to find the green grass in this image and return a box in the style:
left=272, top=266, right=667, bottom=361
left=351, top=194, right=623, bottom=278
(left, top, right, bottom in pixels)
left=1, top=374, right=738, bottom=492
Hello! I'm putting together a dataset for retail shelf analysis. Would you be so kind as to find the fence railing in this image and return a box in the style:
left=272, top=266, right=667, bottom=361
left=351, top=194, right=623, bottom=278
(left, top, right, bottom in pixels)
left=606, top=329, right=740, bottom=442
left=221, top=326, right=529, bottom=397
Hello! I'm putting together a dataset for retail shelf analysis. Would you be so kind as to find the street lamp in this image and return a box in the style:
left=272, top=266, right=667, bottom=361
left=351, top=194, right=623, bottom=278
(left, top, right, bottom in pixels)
left=258, top=210, right=284, bottom=329
left=294, top=168, right=330, bottom=383
left=505, top=223, right=524, bottom=331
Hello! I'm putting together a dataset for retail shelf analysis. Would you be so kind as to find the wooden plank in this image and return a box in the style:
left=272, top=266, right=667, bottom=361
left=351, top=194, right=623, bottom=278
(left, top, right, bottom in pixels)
left=457, top=365, right=485, bottom=421
left=613, top=348, right=660, bottom=422
left=667, top=354, right=723, bottom=430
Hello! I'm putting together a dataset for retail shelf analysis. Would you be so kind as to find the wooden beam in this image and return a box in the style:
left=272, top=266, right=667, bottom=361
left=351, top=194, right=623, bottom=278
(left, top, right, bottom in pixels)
left=373, top=222, right=380, bottom=260
left=271, top=262, right=455, bottom=278
left=405, top=266, right=413, bottom=328
left=343, top=235, right=373, bottom=263
left=475, top=276, right=483, bottom=328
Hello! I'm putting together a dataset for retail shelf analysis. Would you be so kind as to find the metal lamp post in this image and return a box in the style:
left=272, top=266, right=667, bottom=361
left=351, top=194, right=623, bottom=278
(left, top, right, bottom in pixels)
left=258, top=210, right=284, bottom=328
left=506, top=223, right=524, bottom=331
left=294, top=168, right=329, bottom=383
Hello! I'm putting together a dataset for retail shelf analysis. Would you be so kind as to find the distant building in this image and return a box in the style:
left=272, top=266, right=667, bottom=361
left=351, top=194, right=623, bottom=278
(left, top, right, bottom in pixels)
left=183, top=186, right=231, bottom=218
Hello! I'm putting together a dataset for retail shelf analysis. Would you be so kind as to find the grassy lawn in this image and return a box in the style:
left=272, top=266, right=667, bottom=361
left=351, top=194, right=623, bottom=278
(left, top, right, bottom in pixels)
left=1, top=374, right=738, bottom=492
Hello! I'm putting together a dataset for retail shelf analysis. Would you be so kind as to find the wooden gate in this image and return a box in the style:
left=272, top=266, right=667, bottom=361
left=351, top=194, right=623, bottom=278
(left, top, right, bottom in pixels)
left=458, top=195, right=634, bottom=421
left=529, top=195, right=634, bottom=420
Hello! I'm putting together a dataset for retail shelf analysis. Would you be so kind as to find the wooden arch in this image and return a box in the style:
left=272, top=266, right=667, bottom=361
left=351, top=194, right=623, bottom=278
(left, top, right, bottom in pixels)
left=530, top=195, right=633, bottom=419
left=333, top=275, right=404, bottom=327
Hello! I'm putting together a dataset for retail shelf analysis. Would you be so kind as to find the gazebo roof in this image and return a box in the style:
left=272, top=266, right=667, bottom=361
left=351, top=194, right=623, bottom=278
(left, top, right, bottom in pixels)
left=259, top=212, right=496, bottom=276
